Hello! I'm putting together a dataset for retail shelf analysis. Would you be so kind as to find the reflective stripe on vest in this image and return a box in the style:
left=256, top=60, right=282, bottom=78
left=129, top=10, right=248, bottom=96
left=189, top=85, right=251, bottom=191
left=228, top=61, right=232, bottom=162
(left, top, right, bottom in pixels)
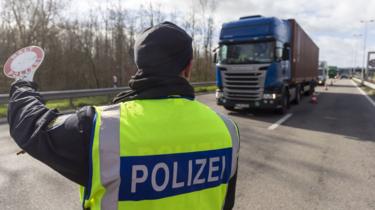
left=99, top=104, right=121, bottom=210
left=216, top=112, right=240, bottom=178
left=82, top=99, right=240, bottom=210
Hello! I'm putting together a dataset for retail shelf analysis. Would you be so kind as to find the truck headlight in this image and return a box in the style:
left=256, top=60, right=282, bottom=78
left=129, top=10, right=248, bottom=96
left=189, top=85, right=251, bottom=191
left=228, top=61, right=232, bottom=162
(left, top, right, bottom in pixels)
left=263, top=93, right=276, bottom=99
left=216, top=90, right=224, bottom=99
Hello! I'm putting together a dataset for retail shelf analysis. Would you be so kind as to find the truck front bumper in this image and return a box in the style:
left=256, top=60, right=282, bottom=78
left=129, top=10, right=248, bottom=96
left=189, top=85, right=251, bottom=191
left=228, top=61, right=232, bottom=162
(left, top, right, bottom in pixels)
left=217, top=97, right=282, bottom=109
left=216, top=89, right=283, bottom=109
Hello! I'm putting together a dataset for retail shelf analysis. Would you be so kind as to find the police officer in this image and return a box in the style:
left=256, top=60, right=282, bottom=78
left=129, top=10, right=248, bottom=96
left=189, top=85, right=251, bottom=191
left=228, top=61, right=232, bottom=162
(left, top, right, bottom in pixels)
left=8, top=22, right=239, bottom=210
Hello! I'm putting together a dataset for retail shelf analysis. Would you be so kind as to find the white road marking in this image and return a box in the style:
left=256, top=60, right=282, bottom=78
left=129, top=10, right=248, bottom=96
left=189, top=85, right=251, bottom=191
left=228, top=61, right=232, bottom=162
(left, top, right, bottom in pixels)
left=351, top=80, right=375, bottom=108
left=268, top=113, right=293, bottom=130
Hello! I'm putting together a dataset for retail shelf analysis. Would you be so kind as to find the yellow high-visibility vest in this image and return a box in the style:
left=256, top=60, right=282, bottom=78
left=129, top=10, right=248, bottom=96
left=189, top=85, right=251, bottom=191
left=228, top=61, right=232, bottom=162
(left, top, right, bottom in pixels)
left=80, top=98, right=240, bottom=210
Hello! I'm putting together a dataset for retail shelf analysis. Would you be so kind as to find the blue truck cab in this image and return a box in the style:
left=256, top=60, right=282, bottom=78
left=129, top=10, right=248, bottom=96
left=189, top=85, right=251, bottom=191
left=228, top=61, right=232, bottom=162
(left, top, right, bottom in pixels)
left=215, top=15, right=318, bottom=113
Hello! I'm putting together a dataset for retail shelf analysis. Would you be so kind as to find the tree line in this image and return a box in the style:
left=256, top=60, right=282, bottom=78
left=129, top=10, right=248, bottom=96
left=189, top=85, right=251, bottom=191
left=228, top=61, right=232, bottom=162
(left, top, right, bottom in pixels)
left=0, top=0, right=218, bottom=93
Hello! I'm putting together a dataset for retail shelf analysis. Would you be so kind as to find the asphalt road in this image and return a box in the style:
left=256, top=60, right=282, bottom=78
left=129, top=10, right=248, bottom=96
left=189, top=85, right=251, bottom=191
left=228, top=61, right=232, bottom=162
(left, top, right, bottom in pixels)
left=0, top=79, right=374, bottom=210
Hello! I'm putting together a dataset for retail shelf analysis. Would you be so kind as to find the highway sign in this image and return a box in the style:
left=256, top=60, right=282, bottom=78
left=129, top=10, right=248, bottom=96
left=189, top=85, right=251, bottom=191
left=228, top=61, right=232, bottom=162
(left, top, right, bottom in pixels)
left=3, top=46, right=44, bottom=80
left=368, top=52, right=375, bottom=69
left=369, top=59, right=375, bottom=68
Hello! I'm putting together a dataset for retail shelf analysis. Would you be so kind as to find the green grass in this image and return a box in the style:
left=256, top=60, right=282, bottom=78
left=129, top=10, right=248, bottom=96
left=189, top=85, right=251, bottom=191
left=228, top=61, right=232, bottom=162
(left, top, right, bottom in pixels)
left=0, top=85, right=217, bottom=118
left=0, top=105, right=7, bottom=118
left=0, top=96, right=110, bottom=118
left=45, top=96, right=110, bottom=110
left=45, top=99, right=71, bottom=110
left=362, top=86, right=375, bottom=96
left=353, top=79, right=375, bottom=97
left=194, top=85, right=217, bottom=93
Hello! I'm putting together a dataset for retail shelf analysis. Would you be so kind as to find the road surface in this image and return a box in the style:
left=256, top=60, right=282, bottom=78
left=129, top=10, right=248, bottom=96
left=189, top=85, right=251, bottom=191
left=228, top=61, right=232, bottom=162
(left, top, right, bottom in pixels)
left=0, top=79, right=374, bottom=209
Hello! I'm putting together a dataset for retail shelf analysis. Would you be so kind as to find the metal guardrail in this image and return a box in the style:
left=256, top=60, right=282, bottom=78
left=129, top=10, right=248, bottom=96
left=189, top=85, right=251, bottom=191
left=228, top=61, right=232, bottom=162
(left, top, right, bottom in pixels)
left=0, top=82, right=216, bottom=105
left=352, top=77, right=375, bottom=90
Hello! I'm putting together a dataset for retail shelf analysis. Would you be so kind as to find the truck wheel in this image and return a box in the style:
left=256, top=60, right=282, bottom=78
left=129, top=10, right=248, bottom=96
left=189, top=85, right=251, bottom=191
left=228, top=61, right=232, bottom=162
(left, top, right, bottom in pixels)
left=304, top=82, right=315, bottom=96
left=310, top=84, right=316, bottom=94
left=308, top=83, right=315, bottom=95
left=293, top=86, right=301, bottom=105
left=276, top=90, right=289, bottom=115
left=304, top=85, right=310, bottom=96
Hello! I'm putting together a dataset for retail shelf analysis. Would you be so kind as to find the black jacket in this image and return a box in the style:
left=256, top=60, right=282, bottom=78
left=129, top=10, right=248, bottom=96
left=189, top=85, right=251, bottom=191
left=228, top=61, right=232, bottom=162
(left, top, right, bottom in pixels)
left=8, top=80, right=237, bottom=209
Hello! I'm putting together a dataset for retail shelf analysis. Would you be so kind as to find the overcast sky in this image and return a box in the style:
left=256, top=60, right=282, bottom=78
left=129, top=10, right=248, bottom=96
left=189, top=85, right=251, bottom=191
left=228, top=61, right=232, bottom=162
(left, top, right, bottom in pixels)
left=76, top=0, right=375, bottom=68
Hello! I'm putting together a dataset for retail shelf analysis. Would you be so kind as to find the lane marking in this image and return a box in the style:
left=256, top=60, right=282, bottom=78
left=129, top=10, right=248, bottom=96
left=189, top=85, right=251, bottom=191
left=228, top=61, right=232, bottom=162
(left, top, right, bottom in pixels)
left=268, top=113, right=293, bottom=130
left=351, top=80, right=375, bottom=108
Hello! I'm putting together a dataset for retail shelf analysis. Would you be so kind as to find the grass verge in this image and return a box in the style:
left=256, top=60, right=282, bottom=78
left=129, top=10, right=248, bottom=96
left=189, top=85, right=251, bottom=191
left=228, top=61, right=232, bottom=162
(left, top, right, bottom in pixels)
left=45, top=96, right=110, bottom=110
left=353, top=79, right=375, bottom=98
left=362, top=86, right=375, bottom=97
left=0, top=105, right=7, bottom=118
left=194, top=85, right=217, bottom=93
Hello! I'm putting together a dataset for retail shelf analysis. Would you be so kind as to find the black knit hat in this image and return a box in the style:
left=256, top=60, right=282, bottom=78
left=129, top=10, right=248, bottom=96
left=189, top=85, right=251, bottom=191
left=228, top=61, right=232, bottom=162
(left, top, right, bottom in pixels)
left=134, top=22, right=193, bottom=77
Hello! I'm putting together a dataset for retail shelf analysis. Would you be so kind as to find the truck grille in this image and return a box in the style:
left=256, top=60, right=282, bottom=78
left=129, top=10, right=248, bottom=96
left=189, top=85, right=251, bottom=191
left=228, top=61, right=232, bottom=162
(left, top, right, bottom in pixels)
left=222, top=71, right=265, bottom=101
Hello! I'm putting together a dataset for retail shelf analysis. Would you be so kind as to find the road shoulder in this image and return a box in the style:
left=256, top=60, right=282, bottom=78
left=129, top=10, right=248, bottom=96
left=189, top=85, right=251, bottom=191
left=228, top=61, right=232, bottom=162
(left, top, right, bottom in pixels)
left=351, top=80, right=375, bottom=107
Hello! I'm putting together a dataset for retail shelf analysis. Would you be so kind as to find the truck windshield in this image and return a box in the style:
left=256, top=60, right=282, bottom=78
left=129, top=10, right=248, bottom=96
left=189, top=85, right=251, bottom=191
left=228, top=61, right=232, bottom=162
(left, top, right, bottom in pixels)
left=219, top=42, right=274, bottom=64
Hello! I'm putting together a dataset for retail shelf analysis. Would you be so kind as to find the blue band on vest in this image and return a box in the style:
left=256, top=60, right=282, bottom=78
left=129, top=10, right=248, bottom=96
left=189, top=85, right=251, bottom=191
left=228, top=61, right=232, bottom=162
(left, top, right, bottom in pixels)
left=118, top=148, right=232, bottom=201
left=83, top=114, right=97, bottom=206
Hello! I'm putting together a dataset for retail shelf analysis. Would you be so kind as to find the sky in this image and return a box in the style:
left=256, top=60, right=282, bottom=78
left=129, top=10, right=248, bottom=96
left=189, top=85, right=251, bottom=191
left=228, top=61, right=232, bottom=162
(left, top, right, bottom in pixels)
left=75, top=0, right=375, bottom=68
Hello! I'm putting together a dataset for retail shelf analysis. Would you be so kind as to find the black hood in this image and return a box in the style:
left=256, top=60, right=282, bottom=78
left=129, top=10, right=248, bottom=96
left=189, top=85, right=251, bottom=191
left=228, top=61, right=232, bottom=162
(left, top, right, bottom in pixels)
left=133, top=21, right=193, bottom=78
left=113, top=22, right=195, bottom=103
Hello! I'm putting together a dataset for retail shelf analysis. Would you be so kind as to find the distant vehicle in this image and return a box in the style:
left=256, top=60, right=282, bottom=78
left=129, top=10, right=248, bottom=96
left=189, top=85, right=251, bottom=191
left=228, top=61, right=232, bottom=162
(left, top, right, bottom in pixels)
left=318, top=61, right=328, bottom=85
left=328, top=66, right=337, bottom=79
left=214, top=15, right=319, bottom=114
left=338, top=68, right=351, bottom=79
left=339, top=74, right=349, bottom=79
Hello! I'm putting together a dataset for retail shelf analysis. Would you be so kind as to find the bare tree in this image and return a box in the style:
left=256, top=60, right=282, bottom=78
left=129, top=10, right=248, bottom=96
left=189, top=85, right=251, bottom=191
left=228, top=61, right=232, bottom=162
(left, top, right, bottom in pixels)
left=0, top=0, right=217, bottom=93
left=109, top=0, right=127, bottom=85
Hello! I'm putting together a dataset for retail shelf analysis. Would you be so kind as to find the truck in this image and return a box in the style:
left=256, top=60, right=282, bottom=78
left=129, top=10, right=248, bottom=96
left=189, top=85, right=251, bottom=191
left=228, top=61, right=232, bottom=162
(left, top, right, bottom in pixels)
left=328, top=66, right=337, bottom=79
left=215, top=15, right=319, bottom=114
left=318, top=61, right=328, bottom=85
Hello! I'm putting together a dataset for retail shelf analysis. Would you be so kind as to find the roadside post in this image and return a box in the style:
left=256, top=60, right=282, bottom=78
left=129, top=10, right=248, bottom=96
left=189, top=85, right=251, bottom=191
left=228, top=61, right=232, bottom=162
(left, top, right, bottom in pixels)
left=360, top=20, right=374, bottom=85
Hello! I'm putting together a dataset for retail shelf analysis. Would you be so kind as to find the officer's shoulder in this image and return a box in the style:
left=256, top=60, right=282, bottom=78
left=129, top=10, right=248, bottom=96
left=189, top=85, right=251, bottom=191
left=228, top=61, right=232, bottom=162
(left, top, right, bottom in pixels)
left=75, top=106, right=97, bottom=133
left=77, top=106, right=96, bottom=120
left=46, top=106, right=95, bottom=131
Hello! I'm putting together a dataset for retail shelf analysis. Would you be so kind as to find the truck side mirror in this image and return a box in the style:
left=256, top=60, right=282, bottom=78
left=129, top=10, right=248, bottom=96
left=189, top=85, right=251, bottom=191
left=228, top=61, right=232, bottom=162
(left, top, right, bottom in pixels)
left=282, top=48, right=290, bottom=60
left=212, top=46, right=220, bottom=64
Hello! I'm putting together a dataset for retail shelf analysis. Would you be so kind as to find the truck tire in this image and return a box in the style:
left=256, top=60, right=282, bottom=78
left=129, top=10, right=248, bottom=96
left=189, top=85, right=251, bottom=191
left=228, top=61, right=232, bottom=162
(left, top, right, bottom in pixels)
left=310, top=83, right=316, bottom=94
left=307, top=82, right=315, bottom=95
left=276, top=90, right=289, bottom=115
left=292, top=86, right=301, bottom=105
left=304, top=84, right=310, bottom=96
left=304, top=82, right=315, bottom=96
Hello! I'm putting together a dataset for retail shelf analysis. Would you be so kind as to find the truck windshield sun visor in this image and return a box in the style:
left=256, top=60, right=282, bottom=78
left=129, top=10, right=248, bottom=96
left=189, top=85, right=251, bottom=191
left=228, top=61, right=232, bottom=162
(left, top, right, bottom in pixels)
left=218, top=42, right=275, bottom=65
